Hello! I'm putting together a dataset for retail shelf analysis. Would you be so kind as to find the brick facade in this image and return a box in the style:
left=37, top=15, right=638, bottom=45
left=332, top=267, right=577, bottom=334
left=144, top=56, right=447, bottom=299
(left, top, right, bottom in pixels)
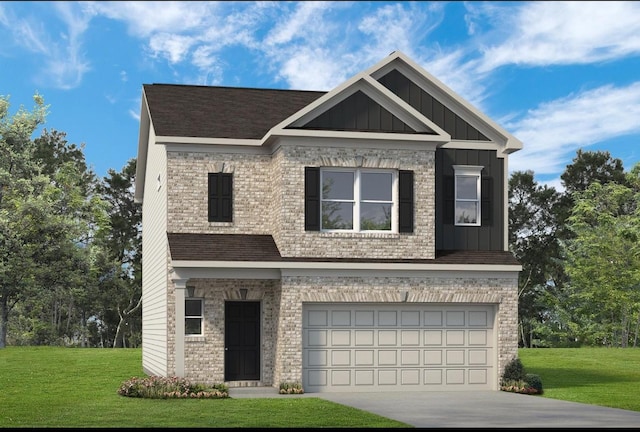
left=166, top=273, right=518, bottom=388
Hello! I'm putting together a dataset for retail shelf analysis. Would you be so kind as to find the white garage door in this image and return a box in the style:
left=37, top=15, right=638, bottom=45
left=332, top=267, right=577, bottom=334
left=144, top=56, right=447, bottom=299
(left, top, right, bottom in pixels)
left=302, top=303, right=495, bottom=392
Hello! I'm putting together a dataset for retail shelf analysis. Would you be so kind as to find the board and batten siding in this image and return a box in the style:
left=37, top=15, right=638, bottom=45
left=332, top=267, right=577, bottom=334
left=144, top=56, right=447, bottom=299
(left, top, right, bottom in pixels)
left=141, top=125, right=169, bottom=377
left=435, top=148, right=504, bottom=251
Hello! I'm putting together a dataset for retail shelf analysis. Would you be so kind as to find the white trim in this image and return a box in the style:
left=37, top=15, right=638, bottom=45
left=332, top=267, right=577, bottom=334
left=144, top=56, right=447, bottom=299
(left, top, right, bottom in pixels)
left=320, top=167, right=397, bottom=233
left=158, top=136, right=261, bottom=146
left=453, top=165, right=483, bottom=227
left=185, top=297, right=204, bottom=337
left=170, top=264, right=520, bottom=282
left=172, top=279, right=188, bottom=377
left=369, top=52, right=523, bottom=154
left=266, top=128, right=448, bottom=143
left=171, top=260, right=522, bottom=273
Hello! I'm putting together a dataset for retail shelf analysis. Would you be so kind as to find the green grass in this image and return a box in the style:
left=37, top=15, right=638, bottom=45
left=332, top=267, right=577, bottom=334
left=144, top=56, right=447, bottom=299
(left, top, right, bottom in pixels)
left=0, top=346, right=409, bottom=428
left=519, top=347, right=640, bottom=412
left=2, top=347, right=639, bottom=427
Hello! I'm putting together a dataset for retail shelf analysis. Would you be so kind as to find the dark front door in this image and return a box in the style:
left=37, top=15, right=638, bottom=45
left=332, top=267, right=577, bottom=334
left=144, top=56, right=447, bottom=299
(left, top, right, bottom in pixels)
left=225, top=301, right=260, bottom=381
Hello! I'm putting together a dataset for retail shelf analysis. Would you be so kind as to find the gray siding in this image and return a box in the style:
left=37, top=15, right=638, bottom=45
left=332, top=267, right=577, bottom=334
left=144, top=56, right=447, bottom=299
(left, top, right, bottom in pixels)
left=377, top=70, right=490, bottom=141
left=141, top=126, right=169, bottom=377
left=435, top=148, right=504, bottom=251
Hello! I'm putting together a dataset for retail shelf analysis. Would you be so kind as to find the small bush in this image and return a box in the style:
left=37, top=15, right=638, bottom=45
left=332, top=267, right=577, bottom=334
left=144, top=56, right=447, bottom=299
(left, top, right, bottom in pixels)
left=118, top=376, right=229, bottom=399
left=501, top=357, right=526, bottom=382
left=500, top=357, right=543, bottom=395
left=525, top=373, right=543, bottom=394
left=279, top=381, right=304, bottom=394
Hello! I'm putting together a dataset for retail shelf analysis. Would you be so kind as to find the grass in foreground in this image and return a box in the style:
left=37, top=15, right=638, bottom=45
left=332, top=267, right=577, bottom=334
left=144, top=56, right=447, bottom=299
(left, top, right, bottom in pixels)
left=0, top=347, right=409, bottom=428
left=519, top=347, right=640, bottom=412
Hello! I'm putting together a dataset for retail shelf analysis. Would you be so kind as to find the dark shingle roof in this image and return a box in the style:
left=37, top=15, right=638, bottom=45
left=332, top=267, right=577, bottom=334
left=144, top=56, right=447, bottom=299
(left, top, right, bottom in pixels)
left=167, top=233, right=520, bottom=266
left=144, top=84, right=325, bottom=139
left=167, top=233, right=282, bottom=261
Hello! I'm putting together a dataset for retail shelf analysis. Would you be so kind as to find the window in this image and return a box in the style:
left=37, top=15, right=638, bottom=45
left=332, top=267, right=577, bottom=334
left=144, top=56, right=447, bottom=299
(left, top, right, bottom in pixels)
left=453, top=165, right=482, bottom=226
left=320, top=168, right=396, bottom=232
left=208, top=172, right=233, bottom=222
left=185, top=298, right=203, bottom=336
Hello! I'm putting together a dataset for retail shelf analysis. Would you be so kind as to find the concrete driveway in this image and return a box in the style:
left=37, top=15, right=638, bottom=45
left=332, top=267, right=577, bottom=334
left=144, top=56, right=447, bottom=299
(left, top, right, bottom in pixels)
left=229, top=387, right=640, bottom=428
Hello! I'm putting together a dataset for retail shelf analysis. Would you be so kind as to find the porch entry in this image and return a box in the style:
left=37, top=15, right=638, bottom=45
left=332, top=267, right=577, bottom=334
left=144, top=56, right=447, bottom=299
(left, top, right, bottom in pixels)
left=224, top=301, right=260, bottom=381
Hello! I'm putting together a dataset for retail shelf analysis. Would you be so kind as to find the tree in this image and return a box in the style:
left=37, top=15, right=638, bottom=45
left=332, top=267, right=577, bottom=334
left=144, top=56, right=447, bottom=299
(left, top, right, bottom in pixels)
left=508, top=171, right=565, bottom=347
left=94, top=159, right=142, bottom=347
left=563, top=164, right=640, bottom=346
left=0, top=93, right=48, bottom=348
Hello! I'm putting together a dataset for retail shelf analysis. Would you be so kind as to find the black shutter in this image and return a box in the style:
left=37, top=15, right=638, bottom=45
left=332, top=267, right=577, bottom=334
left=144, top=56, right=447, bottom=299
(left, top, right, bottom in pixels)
left=481, top=176, right=492, bottom=226
left=208, top=172, right=233, bottom=222
left=443, top=175, right=454, bottom=225
left=305, top=167, right=320, bottom=231
left=398, top=170, right=414, bottom=233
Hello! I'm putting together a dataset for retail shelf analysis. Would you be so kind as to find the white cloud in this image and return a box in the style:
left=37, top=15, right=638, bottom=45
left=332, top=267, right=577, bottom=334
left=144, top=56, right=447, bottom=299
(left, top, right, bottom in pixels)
left=148, top=33, right=196, bottom=64
left=508, top=82, right=640, bottom=176
left=470, top=1, right=640, bottom=72
left=83, top=1, right=216, bottom=38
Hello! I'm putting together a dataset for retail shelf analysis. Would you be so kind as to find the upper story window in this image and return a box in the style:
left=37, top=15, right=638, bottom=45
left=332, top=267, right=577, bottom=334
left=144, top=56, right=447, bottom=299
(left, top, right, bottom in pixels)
left=453, top=165, right=482, bottom=226
left=185, top=298, right=203, bottom=336
left=320, top=168, right=396, bottom=232
left=208, top=172, right=233, bottom=222
left=305, top=167, right=413, bottom=233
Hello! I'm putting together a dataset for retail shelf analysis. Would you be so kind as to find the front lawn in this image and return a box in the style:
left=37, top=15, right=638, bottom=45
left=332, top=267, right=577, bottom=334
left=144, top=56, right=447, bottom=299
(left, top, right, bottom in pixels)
left=0, top=346, right=409, bottom=428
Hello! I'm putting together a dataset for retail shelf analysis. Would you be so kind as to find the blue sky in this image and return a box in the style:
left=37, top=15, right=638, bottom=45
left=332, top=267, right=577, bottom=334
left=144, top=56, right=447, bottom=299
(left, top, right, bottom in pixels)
left=1, top=1, right=639, bottom=190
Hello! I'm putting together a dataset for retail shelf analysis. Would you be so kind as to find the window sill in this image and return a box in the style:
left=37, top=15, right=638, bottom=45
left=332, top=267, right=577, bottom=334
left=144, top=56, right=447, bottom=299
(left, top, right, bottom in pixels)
left=318, top=231, right=401, bottom=239
left=185, top=336, right=206, bottom=342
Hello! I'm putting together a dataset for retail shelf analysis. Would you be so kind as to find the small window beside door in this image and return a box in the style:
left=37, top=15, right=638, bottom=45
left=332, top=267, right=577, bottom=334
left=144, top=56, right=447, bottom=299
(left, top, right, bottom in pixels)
left=185, top=298, right=203, bottom=336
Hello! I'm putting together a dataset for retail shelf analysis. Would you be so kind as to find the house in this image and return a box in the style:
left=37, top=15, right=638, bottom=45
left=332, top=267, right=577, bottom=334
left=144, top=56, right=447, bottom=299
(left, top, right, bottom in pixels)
left=134, top=51, right=522, bottom=393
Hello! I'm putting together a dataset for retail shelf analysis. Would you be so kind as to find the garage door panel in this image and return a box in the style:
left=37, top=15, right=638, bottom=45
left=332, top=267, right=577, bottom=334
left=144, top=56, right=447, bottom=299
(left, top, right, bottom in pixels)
left=446, top=330, right=465, bottom=345
left=303, top=304, right=495, bottom=392
left=401, top=330, right=420, bottom=345
left=378, top=311, right=397, bottom=326
left=331, top=330, right=351, bottom=346
left=355, top=310, right=374, bottom=326
left=355, top=330, right=374, bottom=345
left=378, top=330, right=397, bottom=345
left=332, top=310, right=351, bottom=325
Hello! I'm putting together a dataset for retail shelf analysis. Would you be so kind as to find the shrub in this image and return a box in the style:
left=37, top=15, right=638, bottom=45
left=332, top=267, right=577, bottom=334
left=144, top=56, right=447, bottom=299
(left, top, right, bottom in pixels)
left=279, top=381, right=304, bottom=394
left=501, top=357, right=526, bottom=382
left=525, top=373, right=543, bottom=394
left=500, top=357, right=543, bottom=395
left=118, top=376, right=229, bottom=399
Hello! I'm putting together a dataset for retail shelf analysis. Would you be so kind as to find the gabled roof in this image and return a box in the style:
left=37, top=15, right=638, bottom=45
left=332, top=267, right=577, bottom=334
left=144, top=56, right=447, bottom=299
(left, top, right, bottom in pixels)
left=135, top=50, right=523, bottom=203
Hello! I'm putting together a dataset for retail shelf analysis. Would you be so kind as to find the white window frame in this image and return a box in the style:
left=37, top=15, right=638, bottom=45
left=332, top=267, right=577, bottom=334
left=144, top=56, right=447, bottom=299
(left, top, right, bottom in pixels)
left=185, top=297, right=204, bottom=336
left=320, top=168, right=397, bottom=233
left=453, top=165, right=483, bottom=227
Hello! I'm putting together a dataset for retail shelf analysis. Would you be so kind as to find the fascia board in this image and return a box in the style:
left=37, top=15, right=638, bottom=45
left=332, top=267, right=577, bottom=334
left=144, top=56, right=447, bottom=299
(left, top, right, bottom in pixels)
left=269, top=128, right=448, bottom=144
left=172, top=266, right=520, bottom=281
left=157, top=136, right=262, bottom=146
left=172, top=260, right=522, bottom=273
left=372, top=52, right=524, bottom=154
left=134, top=91, right=151, bottom=204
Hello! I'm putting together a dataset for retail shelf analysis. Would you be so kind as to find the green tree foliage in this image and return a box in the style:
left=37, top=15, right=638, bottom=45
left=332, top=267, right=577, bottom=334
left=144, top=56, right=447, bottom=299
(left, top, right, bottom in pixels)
left=1, top=94, right=108, bottom=347
left=508, top=171, right=565, bottom=347
left=0, top=93, right=49, bottom=347
left=563, top=165, right=640, bottom=347
left=94, top=159, right=142, bottom=348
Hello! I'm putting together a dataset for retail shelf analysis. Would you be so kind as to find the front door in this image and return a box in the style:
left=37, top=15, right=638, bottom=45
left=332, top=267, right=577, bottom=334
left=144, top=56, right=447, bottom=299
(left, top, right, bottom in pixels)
left=225, top=301, right=260, bottom=381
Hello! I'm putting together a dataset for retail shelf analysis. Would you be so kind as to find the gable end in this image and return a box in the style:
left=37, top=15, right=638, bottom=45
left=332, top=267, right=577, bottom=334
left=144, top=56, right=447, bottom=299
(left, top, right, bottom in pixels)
left=378, top=69, right=490, bottom=141
left=294, top=90, right=436, bottom=135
